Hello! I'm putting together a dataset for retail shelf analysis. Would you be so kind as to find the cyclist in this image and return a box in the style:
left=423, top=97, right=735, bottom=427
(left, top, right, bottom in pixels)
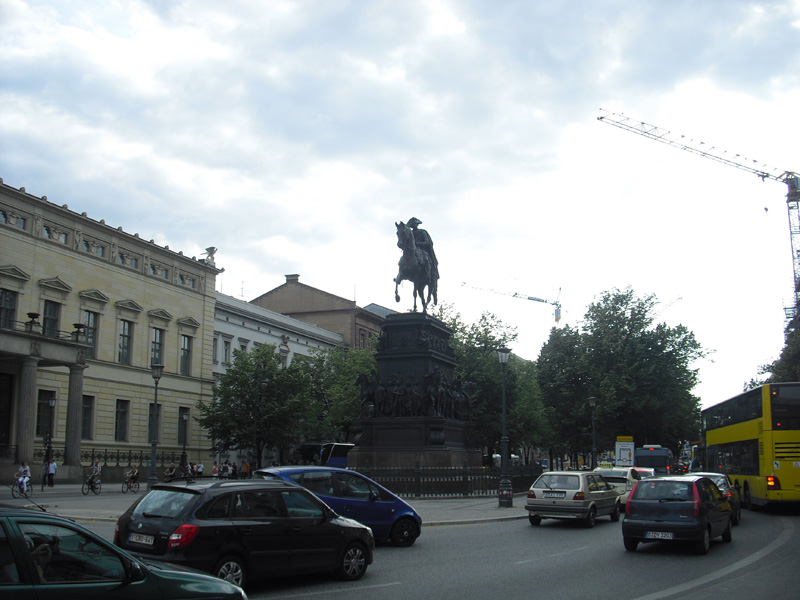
left=125, top=465, right=139, bottom=489
left=15, top=461, right=31, bottom=494
left=88, top=459, right=101, bottom=489
left=163, top=463, right=177, bottom=482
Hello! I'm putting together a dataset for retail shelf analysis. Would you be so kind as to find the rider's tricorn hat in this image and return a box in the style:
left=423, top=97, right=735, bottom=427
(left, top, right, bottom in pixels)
left=407, top=217, right=422, bottom=227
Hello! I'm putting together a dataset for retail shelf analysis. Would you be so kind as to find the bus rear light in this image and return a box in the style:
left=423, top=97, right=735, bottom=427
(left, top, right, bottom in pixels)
left=767, top=476, right=781, bottom=491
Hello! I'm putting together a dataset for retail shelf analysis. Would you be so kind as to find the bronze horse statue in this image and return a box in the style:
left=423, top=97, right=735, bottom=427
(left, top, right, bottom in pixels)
left=394, top=221, right=437, bottom=312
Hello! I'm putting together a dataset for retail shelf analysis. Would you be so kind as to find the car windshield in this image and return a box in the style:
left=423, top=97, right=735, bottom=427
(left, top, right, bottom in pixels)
left=132, top=489, right=198, bottom=518
left=633, top=480, right=692, bottom=500
left=534, top=474, right=580, bottom=490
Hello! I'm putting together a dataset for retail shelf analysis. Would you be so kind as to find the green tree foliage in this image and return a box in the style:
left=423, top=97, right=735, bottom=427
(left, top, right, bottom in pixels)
left=764, top=310, right=800, bottom=384
left=293, top=344, right=377, bottom=444
left=195, top=344, right=308, bottom=469
left=538, top=288, right=706, bottom=456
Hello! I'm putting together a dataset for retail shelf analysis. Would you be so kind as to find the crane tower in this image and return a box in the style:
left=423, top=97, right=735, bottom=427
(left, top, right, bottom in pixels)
left=598, top=109, right=800, bottom=314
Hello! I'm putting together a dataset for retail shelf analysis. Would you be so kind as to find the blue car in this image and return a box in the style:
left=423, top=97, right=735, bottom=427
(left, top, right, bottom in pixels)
left=256, top=466, right=422, bottom=547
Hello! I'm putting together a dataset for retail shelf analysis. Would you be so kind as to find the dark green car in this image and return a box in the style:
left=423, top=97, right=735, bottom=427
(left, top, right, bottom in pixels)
left=0, top=508, right=247, bottom=600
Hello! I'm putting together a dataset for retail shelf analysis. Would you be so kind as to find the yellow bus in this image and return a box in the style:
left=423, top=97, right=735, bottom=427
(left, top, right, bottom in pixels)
left=701, top=383, right=800, bottom=508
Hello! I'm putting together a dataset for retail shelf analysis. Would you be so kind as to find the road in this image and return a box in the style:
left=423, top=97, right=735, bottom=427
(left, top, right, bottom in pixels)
left=77, top=504, right=798, bottom=600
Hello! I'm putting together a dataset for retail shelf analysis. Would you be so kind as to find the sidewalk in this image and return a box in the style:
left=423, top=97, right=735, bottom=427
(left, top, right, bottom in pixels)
left=6, top=483, right=529, bottom=526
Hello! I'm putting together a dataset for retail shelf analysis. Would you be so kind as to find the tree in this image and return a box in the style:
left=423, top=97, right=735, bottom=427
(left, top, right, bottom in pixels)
left=294, top=344, right=377, bottom=445
left=538, top=288, right=706, bottom=459
left=195, top=344, right=308, bottom=469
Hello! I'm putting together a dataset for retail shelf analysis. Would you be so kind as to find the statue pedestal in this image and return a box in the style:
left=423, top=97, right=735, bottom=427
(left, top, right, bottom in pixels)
left=351, top=312, right=481, bottom=468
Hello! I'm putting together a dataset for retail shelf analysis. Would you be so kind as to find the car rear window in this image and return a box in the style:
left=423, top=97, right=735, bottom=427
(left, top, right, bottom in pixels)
left=131, top=489, right=199, bottom=518
left=632, top=480, right=692, bottom=500
left=534, top=474, right=580, bottom=490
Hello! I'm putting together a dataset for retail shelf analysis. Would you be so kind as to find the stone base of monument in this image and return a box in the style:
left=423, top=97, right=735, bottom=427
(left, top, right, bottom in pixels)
left=349, top=416, right=482, bottom=468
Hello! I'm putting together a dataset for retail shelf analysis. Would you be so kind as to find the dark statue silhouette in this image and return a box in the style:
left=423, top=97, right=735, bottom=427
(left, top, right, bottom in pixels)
left=394, top=218, right=438, bottom=312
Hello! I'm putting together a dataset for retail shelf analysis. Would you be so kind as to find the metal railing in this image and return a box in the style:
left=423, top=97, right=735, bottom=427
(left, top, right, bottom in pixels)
left=354, top=463, right=543, bottom=498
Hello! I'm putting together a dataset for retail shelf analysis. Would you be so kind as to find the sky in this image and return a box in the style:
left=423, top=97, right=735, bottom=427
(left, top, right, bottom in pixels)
left=2, top=0, right=799, bottom=409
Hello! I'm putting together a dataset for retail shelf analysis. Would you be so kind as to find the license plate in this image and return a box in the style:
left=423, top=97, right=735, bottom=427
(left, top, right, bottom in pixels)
left=543, top=491, right=564, bottom=498
left=129, top=533, right=154, bottom=545
left=645, top=531, right=674, bottom=540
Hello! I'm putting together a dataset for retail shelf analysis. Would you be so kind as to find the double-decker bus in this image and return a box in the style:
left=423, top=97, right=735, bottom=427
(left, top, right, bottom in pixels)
left=701, top=383, right=800, bottom=508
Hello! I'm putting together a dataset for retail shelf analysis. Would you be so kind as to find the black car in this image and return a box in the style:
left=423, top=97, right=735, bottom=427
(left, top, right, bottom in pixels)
left=114, top=479, right=374, bottom=587
left=622, top=474, right=733, bottom=555
left=0, top=508, right=246, bottom=600
left=689, top=472, right=742, bottom=525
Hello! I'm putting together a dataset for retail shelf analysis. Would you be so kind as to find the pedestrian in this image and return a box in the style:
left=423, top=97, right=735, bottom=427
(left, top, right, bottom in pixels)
left=220, top=461, right=230, bottom=479
left=212, top=461, right=218, bottom=477
left=196, top=461, right=204, bottom=477
left=230, top=462, right=238, bottom=479
left=242, top=460, right=249, bottom=479
left=47, top=458, right=57, bottom=487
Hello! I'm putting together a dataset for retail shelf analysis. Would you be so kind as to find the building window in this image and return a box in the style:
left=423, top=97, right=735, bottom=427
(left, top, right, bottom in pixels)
left=0, top=288, right=16, bottom=329
left=180, top=335, right=192, bottom=376
left=149, top=264, right=169, bottom=279
left=43, top=224, right=68, bottom=244
left=148, top=403, right=160, bottom=443
left=223, top=340, right=231, bottom=364
left=178, top=407, right=190, bottom=447
left=1, top=209, right=26, bottom=229
left=151, top=327, right=164, bottom=365
left=212, top=336, right=219, bottom=363
left=118, top=320, right=133, bottom=365
left=35, top=390, right=56, bottom=437
left=359, top=331, right=366, bottom=349
left=83, top=310, right=98, bottom=359
left=43, top=300, right=60, bottom=338
left=81, top=395, right=94, bottom=440
left=115, top=399, right=129, bottom=442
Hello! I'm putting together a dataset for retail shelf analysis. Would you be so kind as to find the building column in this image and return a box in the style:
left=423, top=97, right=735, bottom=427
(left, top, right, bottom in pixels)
left=64, top=364, right=86, bottom=467
left=16, top=357, right=40, bottom=463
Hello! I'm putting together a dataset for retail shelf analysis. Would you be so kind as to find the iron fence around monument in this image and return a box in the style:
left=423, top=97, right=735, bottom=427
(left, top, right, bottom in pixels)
left=354, top=464, right=542, bottom=498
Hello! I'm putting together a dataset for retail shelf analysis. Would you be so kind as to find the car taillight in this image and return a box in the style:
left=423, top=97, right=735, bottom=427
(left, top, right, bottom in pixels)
left=767, top=476, right=781, bottom=491
left=169, top=524, right=200, bottom=549
left=527, top=489, right=536, bottom=498
left=627, top=481, right=639, bottom=513
left=572, top=492, right=585, bottom=501
left=692, top=483, right=701, bottom=517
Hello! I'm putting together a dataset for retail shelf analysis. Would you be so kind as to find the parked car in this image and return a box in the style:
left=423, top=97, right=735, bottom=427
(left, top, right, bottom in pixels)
left=592, top=467, right=643, bottom=507
left=689, top=472, right=742, bottom=525
left=115, top=479, right=373, bottom=587
left=256, top=466, right=422, bottom=546
left=622, top=474, right=733, bottom=555
left=0, top=507, right=247, bottom=600
left=525, top=471, right=621, bottom=528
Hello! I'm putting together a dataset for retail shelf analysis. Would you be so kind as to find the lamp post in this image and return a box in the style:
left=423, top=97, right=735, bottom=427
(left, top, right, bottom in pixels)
left=180, top=413, right=189, bottom=468
left=147, top=364, right=165, bottom=490
left=497, top=346, right=513, bottom=508
left=588, top=396, right=598, bottom=469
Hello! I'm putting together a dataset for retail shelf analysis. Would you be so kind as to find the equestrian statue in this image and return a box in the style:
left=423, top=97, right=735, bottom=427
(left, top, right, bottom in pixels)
left=394, top=217, right=439, bottom=313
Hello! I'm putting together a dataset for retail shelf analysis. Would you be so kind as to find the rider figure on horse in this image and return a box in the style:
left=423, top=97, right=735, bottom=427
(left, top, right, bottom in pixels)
left=406, top=218, right=439, bottom=285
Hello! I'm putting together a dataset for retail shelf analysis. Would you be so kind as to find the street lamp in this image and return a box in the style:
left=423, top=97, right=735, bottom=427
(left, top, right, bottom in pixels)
left=588, top=396, right=598, bottom=469
left=497, top=346, right=512, bottom=508
left=147, top=364, right=165, bottom=490
left=180, top=413, right=189, bottom=468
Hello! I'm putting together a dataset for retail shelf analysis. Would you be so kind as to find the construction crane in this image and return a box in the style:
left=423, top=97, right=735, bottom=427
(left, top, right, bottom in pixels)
left=461, top=282, right=562, bottom=322
left=597, top=108, right=800, bottom=316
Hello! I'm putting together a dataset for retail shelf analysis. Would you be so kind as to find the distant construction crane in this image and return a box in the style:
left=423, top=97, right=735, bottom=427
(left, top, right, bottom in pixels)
left=597, top=108, right=800, bottom=316
left=461, top=282, right=562, bottom=322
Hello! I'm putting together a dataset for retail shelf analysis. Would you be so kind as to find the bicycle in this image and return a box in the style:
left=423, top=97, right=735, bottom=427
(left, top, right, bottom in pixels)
left=82, top=474, right=102, bottom=496
left=11, top=477, right=32, bottom=499
left=121, top=476, right=140, bottom=494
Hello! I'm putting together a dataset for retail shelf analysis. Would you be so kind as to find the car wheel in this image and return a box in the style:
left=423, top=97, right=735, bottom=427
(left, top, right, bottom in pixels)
left=722, top=518, right=732, bottom=543
left=214, top=555, right=246, bottom=588
left=610, top=502, right=620, bottom=522
left=528, top=515, right=542, bottom=526
left=336, top=542, right=368, bottom=581
left=623, top=537, right=639, bottom=552
left=582, top=506, right=597, bottom=528
left=695, top=527, right=711, bottom=555
left=391, top=518, right=418, bottom=547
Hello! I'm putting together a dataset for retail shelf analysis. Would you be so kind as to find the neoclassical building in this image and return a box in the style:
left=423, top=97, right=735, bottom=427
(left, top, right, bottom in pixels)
left=0, top=179, right=221, bottom=480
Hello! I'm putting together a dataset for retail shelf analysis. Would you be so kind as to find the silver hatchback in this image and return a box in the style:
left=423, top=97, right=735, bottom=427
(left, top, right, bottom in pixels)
left=525, top=471, right=621, bottom=528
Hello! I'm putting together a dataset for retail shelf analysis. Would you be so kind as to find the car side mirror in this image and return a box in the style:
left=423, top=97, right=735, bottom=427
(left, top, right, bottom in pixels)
left=123, top=558, right=146, bottom=583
